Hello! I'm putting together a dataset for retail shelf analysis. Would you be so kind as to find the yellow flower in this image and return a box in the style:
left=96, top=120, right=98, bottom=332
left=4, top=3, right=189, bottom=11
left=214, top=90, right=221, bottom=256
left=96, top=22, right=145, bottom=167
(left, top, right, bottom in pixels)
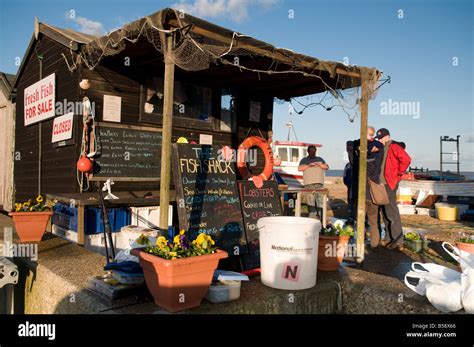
left=173, top=235, right=180, bottom=246
left=136, top=234, right=149, bottom=245
left=22, top=202, right=29, bottom=209
left=179, top=230, right=185, bottom=236
left=196, top=233, right=206, bottom=244
left=156, top=236, right=168, bottom=249
left=36, top=195, right=43, bottom=203
left=15, top=203, right=22, bottom=212
left=169, top=251, right=177, bottom=257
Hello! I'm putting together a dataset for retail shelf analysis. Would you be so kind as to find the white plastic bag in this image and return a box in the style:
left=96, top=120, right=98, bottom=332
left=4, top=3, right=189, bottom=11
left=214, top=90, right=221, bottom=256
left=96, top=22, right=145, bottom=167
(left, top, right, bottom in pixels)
left=114, top=249, right=139, bottom=263
left=404, top=271, right=428, bottom=296
left=425, top=281, right=463, bottom=313
left=404, top=263, right=461, bottom=296
left=411, top=262, right=461, bottom=282
left=461, top=269, right=474, bottom=314
left=442, top=242, right=474, bottom=271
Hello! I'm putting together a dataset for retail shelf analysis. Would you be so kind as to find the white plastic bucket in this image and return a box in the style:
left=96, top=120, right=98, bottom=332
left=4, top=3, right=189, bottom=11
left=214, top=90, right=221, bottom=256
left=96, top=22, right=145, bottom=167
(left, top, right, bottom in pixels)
left=258, top=216, right=320, bottom=290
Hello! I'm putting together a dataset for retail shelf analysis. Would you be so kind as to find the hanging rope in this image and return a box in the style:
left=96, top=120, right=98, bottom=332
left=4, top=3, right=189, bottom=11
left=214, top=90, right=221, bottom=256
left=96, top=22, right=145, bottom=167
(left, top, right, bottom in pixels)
left=76, top=97, right=97, bottom=192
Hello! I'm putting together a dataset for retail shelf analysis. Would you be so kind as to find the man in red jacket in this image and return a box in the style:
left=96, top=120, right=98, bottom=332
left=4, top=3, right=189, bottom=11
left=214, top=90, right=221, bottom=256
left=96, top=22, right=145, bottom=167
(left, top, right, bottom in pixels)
left=376, top=128, right=411, bottom=249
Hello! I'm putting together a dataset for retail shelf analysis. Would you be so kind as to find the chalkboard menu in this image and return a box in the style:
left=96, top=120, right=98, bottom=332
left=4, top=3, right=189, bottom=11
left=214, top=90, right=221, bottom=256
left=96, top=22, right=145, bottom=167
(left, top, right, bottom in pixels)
left=94, top=123, right=162, bottom=179
left=238, top=180, right=282, bottom=270
left=172, top=144, right=247, bottom=255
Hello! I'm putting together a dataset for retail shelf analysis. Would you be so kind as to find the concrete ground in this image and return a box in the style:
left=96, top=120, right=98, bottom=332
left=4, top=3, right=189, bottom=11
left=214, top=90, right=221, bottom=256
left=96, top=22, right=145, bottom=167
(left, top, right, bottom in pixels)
left=1, top=179, right=472, bottom=314
left=7, top=233, right=440, bottom=314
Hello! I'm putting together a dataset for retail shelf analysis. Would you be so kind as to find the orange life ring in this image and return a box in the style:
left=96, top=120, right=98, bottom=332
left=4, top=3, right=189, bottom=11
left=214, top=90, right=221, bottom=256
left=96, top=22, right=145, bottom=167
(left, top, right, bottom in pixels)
left=237, top=136, right=274, bottom=180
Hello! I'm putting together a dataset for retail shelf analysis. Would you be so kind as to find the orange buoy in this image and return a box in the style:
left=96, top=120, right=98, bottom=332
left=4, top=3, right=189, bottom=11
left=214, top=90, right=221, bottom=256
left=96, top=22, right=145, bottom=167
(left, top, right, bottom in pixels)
left=77, top=156, right=93, bottom=173
left=237, top=136, right=274, bottom=181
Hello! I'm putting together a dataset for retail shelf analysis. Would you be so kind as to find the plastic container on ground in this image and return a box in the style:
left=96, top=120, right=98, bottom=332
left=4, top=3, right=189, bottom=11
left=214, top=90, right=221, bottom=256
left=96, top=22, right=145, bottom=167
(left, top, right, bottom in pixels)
left=130, top=205, right=172, bottom=229
left=398, top=204, right=416, bottom=215
left=85, top=207, right=130, bottom=234
left=415, top=207, right=436, bottom=217
left=449, top=204, right=469, bottom=220
left=258, top=216, right=320, bottom=290
left=205, top=280, right=241, bottom=303
left=52, top=203, right=130, bottom=234
left=436, top=206, right=458, bottom=221
left=403, top=239, right=430, bottom=253
left=115, top=225, right=158, bottom=252
left=52, top=224, right=116, bottom=257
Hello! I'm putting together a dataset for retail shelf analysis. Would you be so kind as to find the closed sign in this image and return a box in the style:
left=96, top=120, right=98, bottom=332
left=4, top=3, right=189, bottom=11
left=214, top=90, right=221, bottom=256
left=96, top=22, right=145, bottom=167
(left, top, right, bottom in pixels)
left=51, top=112, right=74, bottom=143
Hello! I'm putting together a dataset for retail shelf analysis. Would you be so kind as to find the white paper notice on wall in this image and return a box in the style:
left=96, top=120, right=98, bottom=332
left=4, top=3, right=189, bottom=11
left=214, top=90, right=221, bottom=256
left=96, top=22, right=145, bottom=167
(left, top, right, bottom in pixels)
left=24, top=73, right=56, bottom=126
left=51, top=112, right=74, bottom=143
left=199, top=134, right=213, bottom=145
left=103, top=95, right=122, bottom=122
left=249, top=101, right=261, bottom=123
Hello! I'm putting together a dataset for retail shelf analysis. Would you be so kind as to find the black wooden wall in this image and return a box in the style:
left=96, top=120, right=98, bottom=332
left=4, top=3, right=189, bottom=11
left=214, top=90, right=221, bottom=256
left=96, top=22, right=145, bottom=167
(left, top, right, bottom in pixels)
left=14, top=35, right=273, bottom=201
left=14, top=36, right=81, bottom=202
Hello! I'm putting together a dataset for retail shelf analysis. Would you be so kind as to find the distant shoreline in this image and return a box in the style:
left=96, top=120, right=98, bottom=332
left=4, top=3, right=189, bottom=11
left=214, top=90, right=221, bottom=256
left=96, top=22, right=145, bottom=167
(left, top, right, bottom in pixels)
left=326, top=170, right=474, bottom=180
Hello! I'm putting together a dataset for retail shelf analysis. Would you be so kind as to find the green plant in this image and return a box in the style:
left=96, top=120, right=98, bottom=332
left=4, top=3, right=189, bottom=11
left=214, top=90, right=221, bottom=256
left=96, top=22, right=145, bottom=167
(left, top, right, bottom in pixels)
left=13, top=195, right=55, bottom=212
left=321, top=222, right=354, bottom=237
left=404, top=232, right=421, bottom=241
left=339, top=225, right=354, bottom=237
left=458, top=237, right=474, bottom=244
left=136, top=230, right=217, bottom=260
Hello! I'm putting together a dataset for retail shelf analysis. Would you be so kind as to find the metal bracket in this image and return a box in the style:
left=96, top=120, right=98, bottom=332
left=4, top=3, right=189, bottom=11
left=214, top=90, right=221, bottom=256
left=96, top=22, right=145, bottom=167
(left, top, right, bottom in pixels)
left=0, top=257, right=18, bottom=288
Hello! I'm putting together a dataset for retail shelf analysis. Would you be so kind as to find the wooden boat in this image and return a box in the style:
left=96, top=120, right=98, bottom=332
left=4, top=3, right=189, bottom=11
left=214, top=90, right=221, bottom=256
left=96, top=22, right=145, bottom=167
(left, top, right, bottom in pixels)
left=399, top=178, right=474, bottom=197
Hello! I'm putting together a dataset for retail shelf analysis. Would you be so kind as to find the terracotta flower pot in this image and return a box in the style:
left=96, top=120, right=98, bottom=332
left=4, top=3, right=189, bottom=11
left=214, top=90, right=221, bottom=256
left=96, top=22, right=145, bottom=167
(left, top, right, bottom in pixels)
left=131, top=248, right=228, bottom=312
left=8, top=211, right=53, bottom=242
left=456, top=241, right=474, bottom=254
left=318, top=235, right=350, bottom=271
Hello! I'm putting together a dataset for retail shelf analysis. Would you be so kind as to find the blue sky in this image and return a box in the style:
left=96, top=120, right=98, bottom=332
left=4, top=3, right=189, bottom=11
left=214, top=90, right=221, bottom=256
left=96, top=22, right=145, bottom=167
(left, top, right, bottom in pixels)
left=1, top=0, right=472, bottom=170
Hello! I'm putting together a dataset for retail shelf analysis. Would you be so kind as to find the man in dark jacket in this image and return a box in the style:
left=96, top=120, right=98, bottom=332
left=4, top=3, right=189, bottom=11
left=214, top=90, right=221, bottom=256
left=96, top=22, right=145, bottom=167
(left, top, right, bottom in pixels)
left=344, top=141, right=354, bottom=217
left=353, top=127, right=384, bottom=248
left=376, top=128, right=411, bottom=249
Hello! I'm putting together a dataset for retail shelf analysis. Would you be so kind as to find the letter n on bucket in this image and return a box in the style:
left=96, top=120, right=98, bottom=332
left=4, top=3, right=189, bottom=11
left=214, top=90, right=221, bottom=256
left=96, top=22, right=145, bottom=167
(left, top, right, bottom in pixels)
left=281, top=262, right=300, bottom=282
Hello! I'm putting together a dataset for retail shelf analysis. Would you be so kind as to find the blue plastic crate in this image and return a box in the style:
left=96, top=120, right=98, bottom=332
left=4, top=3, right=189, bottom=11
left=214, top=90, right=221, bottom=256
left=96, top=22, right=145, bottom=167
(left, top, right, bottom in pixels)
left=85, top=207, right=131, bottom=234
left=114, top=207, right=131, bottom=232
left=52, top=203, right=78, bottom=231
left=53, top=203, right=130, bottom=234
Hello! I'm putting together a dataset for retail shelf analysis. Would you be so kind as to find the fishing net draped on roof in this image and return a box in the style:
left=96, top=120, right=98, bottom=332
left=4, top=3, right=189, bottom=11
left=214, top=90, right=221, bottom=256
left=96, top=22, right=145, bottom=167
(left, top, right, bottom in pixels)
left=77, top=8, right=381, bottom=99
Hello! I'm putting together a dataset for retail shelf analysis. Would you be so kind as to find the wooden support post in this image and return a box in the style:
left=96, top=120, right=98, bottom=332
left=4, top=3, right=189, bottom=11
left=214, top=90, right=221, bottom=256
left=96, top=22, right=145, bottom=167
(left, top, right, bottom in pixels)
left=159, top=34, right=175, bottom=234
left=77, top=205, right=85, bottom=246
left=356, top=79, right=369, bottom=264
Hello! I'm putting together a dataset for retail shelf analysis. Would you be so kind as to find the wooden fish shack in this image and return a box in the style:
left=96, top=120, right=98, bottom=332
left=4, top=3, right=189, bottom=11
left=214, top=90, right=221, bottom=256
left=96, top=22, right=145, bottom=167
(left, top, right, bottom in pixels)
left=11, top=8, right=380, bottom=263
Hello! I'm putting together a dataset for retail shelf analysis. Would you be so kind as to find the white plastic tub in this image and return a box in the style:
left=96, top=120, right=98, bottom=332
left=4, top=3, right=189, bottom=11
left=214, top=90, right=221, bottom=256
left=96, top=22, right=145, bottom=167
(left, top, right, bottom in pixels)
left=130, top=205, right=172, bottom=229
left=115, top=225, right=158, bottom=251
left=205, top=280, right=241, bottom=303
left=52, top=225, right=115, bottom=257
left=398, top=204, right=416, bottom=215
left=258, top=216, right=320, bottom=290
